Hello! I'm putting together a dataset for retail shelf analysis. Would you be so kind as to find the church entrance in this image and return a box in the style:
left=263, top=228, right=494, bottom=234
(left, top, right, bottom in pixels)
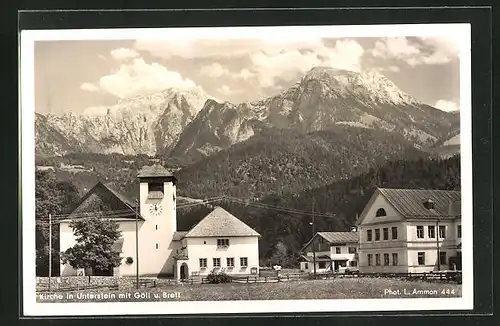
left=180, top=263, right=189, bottom=280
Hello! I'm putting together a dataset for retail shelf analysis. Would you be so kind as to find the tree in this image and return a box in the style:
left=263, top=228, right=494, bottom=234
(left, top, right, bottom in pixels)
left=60, top=216, right=122, bottom=275
left=271, top=241, right=289, bottom=267
left=35, top=170, right=80, bottom=276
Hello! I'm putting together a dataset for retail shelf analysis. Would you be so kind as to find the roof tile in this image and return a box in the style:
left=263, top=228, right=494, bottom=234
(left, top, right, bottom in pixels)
left=378, top=188, right=461, bottom=219
left=184, top=207, right=260, bottom=238
left=317, top=232, right=359, bottom=244
left=137, top=164, right=173, bottom=178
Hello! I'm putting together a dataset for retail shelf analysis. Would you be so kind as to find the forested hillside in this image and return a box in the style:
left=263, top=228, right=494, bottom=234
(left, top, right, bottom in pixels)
left=175, top=126, right=427, bottom=199
left=177, top=155, right=461, bottom=264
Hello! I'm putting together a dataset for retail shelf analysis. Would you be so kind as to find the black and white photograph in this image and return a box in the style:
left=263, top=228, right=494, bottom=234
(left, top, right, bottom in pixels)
left=20, top=23, right=473, bottom=316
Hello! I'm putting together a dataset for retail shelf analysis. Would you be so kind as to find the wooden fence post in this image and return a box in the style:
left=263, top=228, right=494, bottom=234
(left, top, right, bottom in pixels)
left=247, top=276, right=249, bottom=283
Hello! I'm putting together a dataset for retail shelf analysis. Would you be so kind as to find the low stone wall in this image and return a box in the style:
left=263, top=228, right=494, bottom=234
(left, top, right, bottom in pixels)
left=36, top=276, right=136, bottom=291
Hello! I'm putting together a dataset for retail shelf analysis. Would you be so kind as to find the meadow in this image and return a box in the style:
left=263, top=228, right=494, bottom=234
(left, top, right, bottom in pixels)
left=37, top=277, right=462, bottom=303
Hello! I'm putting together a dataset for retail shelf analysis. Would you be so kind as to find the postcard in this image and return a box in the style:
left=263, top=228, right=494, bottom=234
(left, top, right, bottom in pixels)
left=20, top=23, right=472, bottom=316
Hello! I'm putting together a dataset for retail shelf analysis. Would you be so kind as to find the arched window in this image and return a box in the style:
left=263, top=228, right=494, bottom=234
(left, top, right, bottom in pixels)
left=376, top=208, right=387, bottom=217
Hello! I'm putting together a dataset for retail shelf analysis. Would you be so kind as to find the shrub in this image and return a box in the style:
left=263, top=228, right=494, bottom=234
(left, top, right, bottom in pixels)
left=206, top=271, right=232, bottom=284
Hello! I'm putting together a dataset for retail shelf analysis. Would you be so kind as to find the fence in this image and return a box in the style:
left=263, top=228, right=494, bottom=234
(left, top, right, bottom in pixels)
left=36, top=270, right=461, bottom=292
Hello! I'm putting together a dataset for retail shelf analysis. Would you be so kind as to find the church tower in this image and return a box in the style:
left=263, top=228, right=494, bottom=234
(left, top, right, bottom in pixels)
left=137, top=164, right=177, bottom=276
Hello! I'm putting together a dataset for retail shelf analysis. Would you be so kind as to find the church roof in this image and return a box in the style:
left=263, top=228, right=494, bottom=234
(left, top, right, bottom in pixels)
left=66, top=182, right=143, bottom=221
left=377, top=188, right=461, bottom=219
left=137, top=164, right=174, bottom=178
left=184, top=207, right=260, bottom=238
left=102, top=183, right=137, bottom=209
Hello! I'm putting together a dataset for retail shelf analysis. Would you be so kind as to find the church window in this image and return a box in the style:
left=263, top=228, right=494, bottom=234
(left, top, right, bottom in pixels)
left=149, top=182, right=163, bottom=192
left=147, top=182, right=164, bottom=199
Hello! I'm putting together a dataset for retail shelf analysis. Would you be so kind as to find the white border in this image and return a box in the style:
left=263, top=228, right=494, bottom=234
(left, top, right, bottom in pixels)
left=20, top=23, right=473, bottom=317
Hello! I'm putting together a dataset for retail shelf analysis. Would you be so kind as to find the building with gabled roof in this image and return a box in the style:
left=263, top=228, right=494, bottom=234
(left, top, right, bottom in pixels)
left=59, top=165, right=260, bottom=279
left=356, top=187, right=461, bottom=273
left=299, top=231, right=359, bottom=274
left=173, top=206, right=261, bottom=279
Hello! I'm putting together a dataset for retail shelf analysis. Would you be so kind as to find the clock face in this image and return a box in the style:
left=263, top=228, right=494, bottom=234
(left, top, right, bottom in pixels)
left=149, top=203, right=163, bottom=216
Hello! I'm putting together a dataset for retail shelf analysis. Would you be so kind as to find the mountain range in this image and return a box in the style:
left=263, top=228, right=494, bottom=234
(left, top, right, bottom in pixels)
left=35, top=66, right=460, bottom=161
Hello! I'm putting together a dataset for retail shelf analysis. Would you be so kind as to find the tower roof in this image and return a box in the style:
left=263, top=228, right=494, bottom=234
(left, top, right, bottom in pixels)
left=137, top=164, right=174, bottom=178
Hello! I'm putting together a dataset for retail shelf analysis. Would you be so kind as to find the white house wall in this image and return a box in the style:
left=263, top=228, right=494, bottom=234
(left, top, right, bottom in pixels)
left=59, top=219, right=144, bottom=276
left=182, top=236, right=259, bottom=278
left=358, top=192, right=408, bottom=273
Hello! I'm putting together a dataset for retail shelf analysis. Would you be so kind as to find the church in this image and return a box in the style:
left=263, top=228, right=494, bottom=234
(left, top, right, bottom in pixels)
left=59, top=164, right=261, bottom=279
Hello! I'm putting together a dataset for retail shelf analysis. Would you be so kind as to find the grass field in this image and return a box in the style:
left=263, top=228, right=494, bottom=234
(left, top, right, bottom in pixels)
left=37, top=277, right=461, bottom=303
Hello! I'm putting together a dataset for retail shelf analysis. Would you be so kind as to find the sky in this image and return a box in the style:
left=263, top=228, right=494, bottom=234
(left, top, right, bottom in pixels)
left=34, top=32, right=462, bottom=115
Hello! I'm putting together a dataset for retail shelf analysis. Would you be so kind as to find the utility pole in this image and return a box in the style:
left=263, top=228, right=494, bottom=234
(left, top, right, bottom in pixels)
left=436, top=219, right=441, bottom=272
left=312, top=200, right=316, bottom=278
left=135, top=199, right=140, bottom=289
left=48, top=213, right=52, bottom=292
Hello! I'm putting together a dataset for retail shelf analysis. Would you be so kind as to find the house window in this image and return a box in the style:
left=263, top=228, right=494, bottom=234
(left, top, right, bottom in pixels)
left=349, top=261, right=357, bottom=267
left=336, top=247, right=341, bottom=254
left=457, top=225, right=462, bottom=239
left=439, top=252, right=447, bottom=265
left=367, top=254, right=373, bottom=266
left=227, top=257, right=234, bottom=267
left=392, top=253, right=398, bottom=266
left=199, top=258, right=207, bottom=268
left=376, top=208, right=387, bottom=217
left=375, top=229, right=380, bottom=241
left=428, top=225, right=435, bottom=238
left=375, top=254, right=381, bottom=266
left=416, top=226, right=424, bottom=238
left=383, top=253, right=390, bottom=266
left=348, top=247, right=357, bottom=254
left=318, top=261, right=326, bottom=269
left=240, top=257, right=248, bottom=267
left=156, top=225, right=158, bottom=230
left=383, top=228, right=389, bottom=240
left=217, top=239, right=230, bottom=247
left=213, top=258, right=221, bottom=267
left=391, top=227, right=398, bottom=240
left=439, top=225, right=446, bottom=238
left=156, top=243, right=159, bottom=249
left=304, top=262, right=309, bottom=269
left=417, top=252, right=425, bottom=265
left=367, top=229, right=373, bottom=241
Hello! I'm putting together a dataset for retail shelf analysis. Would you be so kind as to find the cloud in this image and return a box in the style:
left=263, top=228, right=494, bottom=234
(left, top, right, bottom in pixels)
left=217, top=85, right=232, bottom=96
left=370, top=36, right=460, bottom=66
left=200, top=63, right=230, bottom=78
left=388, top=65, right=400, bottom=72
left=110, top=47, right=140, bottom=61
left=434, top=99, right=459, bottom=112
left=134, top=38, right=364, bottom=88
left=83, top=58, right=198, bottom=98
left=80, top=82, right=100, bottom=92
left=134, top=38, right=327, bottom=59
left=248, top=39, right=364, bottom=88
